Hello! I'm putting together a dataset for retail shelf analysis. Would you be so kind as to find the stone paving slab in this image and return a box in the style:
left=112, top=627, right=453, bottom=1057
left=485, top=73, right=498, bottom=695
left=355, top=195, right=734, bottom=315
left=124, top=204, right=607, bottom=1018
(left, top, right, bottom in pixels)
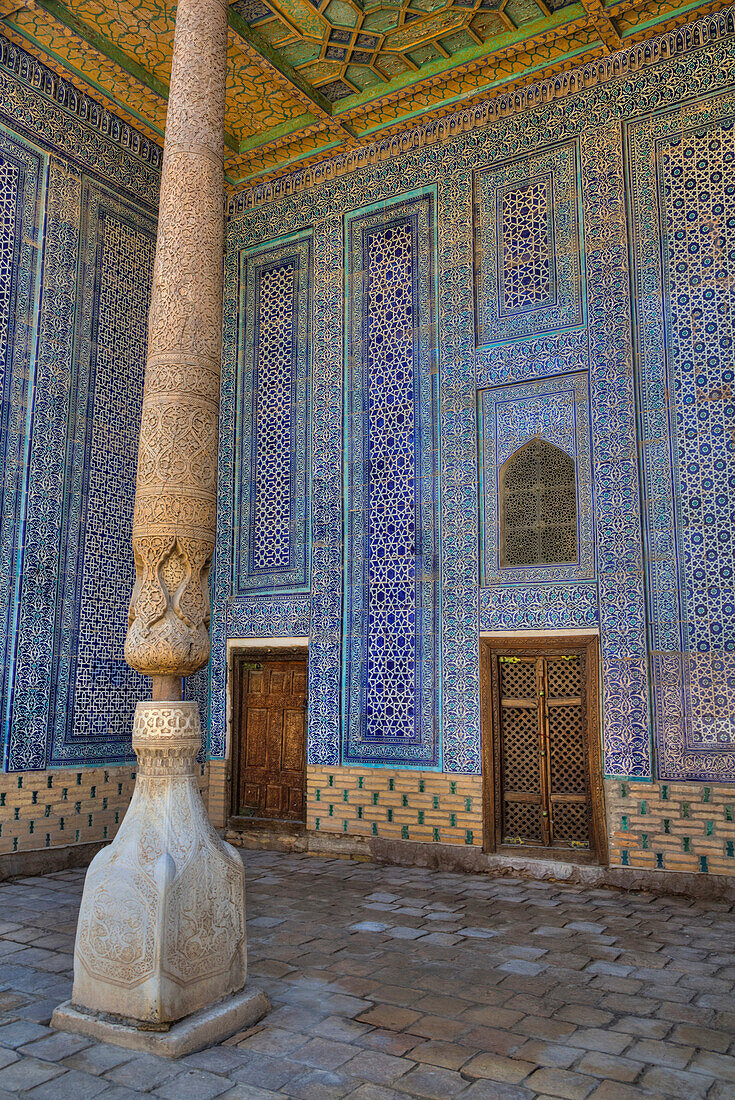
left=0, top=851, right=732, bottom=1098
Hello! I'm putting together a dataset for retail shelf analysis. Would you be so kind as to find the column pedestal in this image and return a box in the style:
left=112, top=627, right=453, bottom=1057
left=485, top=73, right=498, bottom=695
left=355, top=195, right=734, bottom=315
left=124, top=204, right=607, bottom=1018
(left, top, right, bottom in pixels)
left=53, top=702, right=268, bottom=1052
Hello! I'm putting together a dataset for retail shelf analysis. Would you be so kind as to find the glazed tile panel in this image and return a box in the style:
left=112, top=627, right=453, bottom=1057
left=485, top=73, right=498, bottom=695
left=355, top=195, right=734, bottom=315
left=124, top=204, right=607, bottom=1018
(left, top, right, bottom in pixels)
left=0, top=132, right=45, bottom=772
left=474, top=140, right=584, bottom=346
left=344, top=194, right=439, bottom=767
left=234, top=233, right=311, bottom=595
left=478, top=372, right=593, bottom=586
left=47, top=187, right=154, bottom=767
left=629, top=99, right=735, bottom=782
left=218, top=15, right=735, bottom=781
left=0, top=34, right=160, bottom=771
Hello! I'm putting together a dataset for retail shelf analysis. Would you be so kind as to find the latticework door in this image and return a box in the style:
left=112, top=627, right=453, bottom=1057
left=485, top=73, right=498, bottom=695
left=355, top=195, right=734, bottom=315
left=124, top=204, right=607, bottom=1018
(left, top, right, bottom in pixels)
left=494, top=652, right=592, bottom=850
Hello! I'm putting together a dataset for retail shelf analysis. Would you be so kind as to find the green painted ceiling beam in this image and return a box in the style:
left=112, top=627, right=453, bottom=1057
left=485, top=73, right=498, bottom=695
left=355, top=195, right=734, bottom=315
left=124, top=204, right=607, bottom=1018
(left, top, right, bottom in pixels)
left=227, top=6, right=338, bottom=120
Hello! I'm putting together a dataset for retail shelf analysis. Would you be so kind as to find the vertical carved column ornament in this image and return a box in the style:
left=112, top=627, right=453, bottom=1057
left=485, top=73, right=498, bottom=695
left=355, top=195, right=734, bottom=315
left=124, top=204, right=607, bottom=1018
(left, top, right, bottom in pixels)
left=53, top=0, right=268, bottom=1037
left=125, top=0, right=229, bottom=683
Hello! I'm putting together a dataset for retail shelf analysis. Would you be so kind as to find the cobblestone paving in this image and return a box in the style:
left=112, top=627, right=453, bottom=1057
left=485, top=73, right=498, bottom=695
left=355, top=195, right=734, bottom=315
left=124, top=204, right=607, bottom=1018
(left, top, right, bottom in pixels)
left=0, top=851, right=733, bottom=1099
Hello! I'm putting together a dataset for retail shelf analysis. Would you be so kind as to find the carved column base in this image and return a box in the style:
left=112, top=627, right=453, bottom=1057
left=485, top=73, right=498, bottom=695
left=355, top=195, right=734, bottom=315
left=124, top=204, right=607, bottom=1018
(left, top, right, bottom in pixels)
left=68, top=702, right=248, bottom=1026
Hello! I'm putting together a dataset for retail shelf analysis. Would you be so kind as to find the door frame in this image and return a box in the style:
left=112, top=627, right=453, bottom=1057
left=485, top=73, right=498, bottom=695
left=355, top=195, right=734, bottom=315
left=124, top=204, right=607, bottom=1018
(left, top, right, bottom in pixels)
left=229, top=643, right=308, bottom=822
left=480, top=634, right=607, bottom=863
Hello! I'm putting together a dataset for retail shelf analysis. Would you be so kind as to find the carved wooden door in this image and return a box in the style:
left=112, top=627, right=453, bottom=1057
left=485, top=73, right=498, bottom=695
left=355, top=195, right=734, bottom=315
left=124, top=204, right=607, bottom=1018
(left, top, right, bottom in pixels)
left=491, top=652, right=593, bottom=851
left=234, top=652, right=306, bottom=821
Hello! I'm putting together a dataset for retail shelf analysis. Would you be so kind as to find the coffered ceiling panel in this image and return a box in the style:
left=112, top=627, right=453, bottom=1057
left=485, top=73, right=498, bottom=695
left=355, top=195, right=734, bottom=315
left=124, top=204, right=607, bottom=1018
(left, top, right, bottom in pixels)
left=0, top=0, right=729, bottom=188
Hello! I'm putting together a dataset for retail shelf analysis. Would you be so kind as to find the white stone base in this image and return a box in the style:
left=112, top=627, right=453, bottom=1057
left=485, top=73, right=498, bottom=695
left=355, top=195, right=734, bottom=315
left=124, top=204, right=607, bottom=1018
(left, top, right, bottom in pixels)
left=70, top=702, right=249, bottom=1025
left=52, top=987, right=269, bottom=1058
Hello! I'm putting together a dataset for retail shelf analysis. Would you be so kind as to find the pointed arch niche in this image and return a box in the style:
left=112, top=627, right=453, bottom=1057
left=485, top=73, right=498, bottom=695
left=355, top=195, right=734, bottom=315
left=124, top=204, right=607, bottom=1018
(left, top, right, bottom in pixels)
left=478, top=373, right=594, bottom=588
left=499, top=438, right=577, bottom=568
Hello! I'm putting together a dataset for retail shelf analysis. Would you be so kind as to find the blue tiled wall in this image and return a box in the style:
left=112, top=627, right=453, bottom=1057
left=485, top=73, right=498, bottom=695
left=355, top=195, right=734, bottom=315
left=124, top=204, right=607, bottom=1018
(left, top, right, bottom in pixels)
left=3, top=13, right=735, bottom=793
left=219, top=11, right=735, bottom=786
left=0, top=37, right=160, bottom=771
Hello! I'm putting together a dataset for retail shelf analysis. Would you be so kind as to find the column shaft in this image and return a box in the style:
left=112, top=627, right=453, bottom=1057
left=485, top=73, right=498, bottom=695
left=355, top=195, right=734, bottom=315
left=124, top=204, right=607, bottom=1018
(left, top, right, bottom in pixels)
left=125, top=0, right=229, bottom=689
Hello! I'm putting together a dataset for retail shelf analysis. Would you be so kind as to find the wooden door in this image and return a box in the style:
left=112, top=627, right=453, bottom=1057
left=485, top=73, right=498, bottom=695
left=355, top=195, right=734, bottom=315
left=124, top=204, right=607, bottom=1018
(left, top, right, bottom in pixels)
left=232, top=651, right=307, bottom=821
left=481, top=638, right=605, bottom=859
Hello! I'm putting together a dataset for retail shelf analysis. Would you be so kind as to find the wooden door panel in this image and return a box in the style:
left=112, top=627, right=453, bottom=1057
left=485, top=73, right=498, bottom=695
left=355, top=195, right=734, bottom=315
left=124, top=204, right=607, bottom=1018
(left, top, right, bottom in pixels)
left=288, top=787, right=304, bottom=816
left=234, top=652, right=307, bottom=821
left=247, top=669, right=266, bottom=694
left=244, top=709, right=268, bottom=768
left=497, top=658, right=546, bottom=846
left=283, top=710, right=304, bottom=770
left=487, top=645, right=596, bottom=855
left=292, top=669, right=307, bottom=697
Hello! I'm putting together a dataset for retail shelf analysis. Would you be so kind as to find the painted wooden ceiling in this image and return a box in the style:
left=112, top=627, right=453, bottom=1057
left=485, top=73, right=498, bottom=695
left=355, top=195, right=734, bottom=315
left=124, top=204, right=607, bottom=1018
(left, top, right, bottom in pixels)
left=0, top=0, right=728, bottom=186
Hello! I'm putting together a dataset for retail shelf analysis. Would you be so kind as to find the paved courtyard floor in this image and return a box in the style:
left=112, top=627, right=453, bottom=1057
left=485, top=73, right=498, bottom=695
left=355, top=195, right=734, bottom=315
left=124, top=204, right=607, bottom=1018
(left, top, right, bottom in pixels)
left=0, top=851, right=733, bottom=1099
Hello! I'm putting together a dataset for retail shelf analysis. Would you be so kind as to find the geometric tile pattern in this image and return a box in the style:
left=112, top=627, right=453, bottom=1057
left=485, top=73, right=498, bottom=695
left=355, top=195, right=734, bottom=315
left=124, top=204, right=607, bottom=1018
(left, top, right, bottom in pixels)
left=0, top=133, right=45, bottom=774
left=0, top=42, right=159, bottom=772
left=479, top=372, right=594, bottom=586
left=500, top=177, right=552, bottom=313
left=47, top=197, right=154, bottom=767
left=630, top=99, right=735, bottom=782
left=211, top=225, right=316, bottom=759
left=480, top=582, right=599, bottom=631
left=235, top=232, right=311, bottom=594
left=475, top=140, right=583, bottom=345
left=344, top=194, right=439, bottom=766
left=582, top=116, right=650, bottom=780
left=251, top=263, right=297, bottom=571
left=219, top=17, right=735, bottom=777
left=220, top=25, right=735, bottom=776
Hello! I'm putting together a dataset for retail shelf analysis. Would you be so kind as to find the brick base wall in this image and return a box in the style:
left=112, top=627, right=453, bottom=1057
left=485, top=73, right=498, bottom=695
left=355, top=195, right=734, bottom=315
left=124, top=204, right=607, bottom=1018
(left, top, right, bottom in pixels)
left=0, top=764, right=209, bottom=856
left=605, top=779, right=735, bottom=876
left=208, top=759, right=228, bottom=828
left=307, top=766, right=483, bottom=847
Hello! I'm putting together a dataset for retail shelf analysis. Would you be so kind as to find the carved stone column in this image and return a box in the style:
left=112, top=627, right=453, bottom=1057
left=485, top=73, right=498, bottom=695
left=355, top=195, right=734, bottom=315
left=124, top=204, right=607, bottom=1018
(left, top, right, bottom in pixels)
left=53, top=0, right=268, bottom=1050
left=125, top=0, right=227, bottom=685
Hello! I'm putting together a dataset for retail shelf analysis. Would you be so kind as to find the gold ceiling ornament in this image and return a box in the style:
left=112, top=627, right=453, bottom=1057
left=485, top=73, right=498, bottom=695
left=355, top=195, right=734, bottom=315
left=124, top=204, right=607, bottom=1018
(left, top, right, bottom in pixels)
left=0, top=0, right=730, bottom=183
